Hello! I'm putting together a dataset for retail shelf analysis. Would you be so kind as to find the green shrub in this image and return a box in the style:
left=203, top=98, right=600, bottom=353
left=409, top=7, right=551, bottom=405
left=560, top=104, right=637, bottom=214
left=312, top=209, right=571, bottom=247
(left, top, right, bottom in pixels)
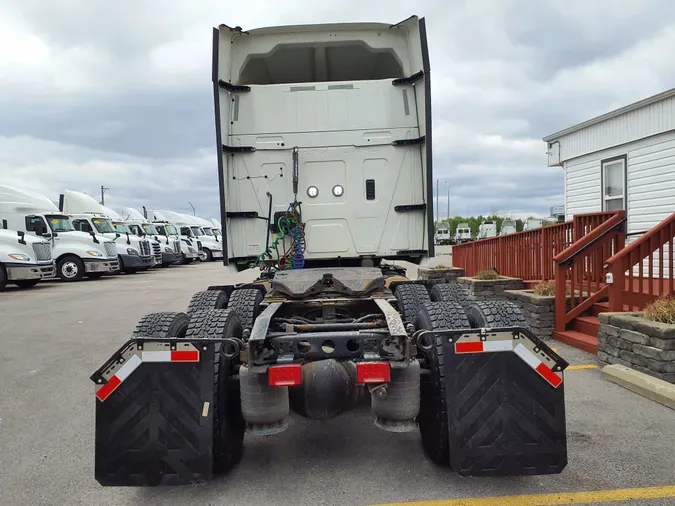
left=474, top=270, right=499, bottom=280
left=533, top=280, right=556, bottom=296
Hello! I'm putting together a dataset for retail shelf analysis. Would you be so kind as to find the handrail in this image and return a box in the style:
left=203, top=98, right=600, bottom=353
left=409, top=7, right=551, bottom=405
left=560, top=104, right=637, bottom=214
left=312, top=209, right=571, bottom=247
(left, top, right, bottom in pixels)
left=605, top=212, right=675, bottom=267
left=559, top=217, right=626, bottom=265
left=554, top=211, right=625, bottom=264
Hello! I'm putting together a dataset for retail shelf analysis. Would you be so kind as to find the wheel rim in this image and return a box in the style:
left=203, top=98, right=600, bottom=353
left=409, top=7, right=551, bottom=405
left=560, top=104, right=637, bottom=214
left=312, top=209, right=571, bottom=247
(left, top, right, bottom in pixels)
left=199, top=251, right=207, bottom=261
left=62, top=261, right=78, bottom=279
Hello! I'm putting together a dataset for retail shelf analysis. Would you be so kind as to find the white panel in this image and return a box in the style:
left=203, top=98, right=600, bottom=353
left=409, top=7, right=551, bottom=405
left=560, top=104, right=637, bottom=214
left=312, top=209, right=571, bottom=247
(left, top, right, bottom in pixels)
left=564, top=158, right=601, bottom=217
left=552, top=95, right=675, bottom=163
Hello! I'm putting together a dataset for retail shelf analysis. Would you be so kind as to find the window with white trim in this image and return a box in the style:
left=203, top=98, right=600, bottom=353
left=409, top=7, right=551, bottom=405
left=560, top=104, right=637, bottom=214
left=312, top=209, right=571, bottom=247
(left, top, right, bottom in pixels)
left=601, top=156, right=626, bottom=212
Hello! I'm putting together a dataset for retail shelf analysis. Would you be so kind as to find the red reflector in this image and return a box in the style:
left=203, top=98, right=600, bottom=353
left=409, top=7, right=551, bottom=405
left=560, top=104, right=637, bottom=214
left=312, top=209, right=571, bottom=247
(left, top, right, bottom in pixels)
left=455, top=341, right=484, bottom=354
left=268, top=364, right=302, bottom=386
left=356, top=362, right=391, bottom=383
left=536, top=363, right=563, bottom=388
left=96, top=375, right=121, bottom=401
left=171, top=350, right=199, bottom=362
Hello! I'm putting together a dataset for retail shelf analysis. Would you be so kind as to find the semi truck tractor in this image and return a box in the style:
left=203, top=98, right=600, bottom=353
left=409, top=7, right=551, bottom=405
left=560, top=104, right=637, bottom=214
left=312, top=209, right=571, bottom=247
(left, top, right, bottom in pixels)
left=92, top=16, right=568, bottom=487
left=0, top=185, right=119, bottom=281
left=454, top=222, right=472, bottom=243
left=477, top=219, right=497, bottom=239
left=147, top=209, right=200, bottom=264
left=118, top=207, right=179, bottom=267
left=500, top=219, right=517, bottom=235
left=182, top=214, right=225, bottom=262
left=0, top=219, right=54, bottom=289
left=60, top=191, right=154, bottom=274
left=152, top=209, right=206, bottom=260
left=434, top=222, right=451, bottom=245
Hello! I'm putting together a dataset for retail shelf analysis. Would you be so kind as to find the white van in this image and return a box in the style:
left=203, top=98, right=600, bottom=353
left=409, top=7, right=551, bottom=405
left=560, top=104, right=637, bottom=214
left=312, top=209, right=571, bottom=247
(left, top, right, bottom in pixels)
left=0, top=219, right=54, bottom=289
left=0, top=185, right=118, bottom=281
left=60, top=190, right=154, bottom=274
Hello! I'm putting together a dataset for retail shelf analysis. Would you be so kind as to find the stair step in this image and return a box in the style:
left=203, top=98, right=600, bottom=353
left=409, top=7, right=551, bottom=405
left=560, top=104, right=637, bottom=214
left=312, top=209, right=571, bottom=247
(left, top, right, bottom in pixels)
left=552, top=330, right=598, bottom=354
left=571, top=315, right=600, bottom=337
left=590, top=302, right=608, bottom=317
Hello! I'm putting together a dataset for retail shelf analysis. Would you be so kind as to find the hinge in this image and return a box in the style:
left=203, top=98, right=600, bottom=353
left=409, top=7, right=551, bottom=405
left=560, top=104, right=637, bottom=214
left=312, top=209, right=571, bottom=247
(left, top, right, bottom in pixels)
left=392, top=136, right=425, bottom=146
left=223, top=145, right=256, bottom=153
left=392, top=70, right=425, bottom=86
left=394, top=203, right=427, bottom=212
left=218, top=80, right=251, bottom=92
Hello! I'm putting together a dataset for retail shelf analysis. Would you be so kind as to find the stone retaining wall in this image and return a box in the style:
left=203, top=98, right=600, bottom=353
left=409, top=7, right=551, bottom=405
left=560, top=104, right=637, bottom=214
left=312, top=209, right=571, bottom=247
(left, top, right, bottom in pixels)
left=504, top=290, right=556, bottom=341
left=458, top=276, right=524, bottom=300
left=417, top=266, right=465, bottom=282
left=598, top=312, right=675, bottom=384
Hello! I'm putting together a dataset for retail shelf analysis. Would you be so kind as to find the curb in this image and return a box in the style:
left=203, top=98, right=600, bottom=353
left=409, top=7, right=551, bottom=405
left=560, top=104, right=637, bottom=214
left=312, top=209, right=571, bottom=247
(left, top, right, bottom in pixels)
left=602, top=364, right=675, bottom=410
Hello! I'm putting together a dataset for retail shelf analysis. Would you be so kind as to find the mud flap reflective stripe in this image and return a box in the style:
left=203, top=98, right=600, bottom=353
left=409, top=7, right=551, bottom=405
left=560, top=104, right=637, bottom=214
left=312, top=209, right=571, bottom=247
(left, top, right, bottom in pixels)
left=453, top=331, right=564, bottom=389
left=441, top=328, right=568, bottom=476
left=92, top=339, right=215, bottom=486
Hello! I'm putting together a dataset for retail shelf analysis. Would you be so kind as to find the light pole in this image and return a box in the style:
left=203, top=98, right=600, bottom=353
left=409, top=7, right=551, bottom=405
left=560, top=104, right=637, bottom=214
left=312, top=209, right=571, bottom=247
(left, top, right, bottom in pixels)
left=100, top=185, right=109, bottom=205
left=445, top=181, right=450, bottom=221
left=188, top=202, right=196, bottom=216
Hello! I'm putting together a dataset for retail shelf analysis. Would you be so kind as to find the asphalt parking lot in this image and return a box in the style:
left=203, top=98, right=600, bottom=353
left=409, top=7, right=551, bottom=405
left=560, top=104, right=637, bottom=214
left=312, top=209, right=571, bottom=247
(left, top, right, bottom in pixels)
left=1, top=260, right=675, bottom=506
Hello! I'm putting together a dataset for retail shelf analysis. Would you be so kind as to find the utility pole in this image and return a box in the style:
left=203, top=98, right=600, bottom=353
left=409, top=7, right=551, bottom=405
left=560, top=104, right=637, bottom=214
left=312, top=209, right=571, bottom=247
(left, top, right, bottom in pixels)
left=435, top=179, right=439, bottom=225
left=446, top=181, right=450, bottom=221
left=100, top=185, right=109, bottom=205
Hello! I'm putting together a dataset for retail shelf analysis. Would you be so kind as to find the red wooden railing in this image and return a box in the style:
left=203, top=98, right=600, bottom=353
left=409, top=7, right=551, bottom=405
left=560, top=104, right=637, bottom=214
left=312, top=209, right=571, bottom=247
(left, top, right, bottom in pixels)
left=452, top=212, right=617, bottom=280
left=605, top=212, right=675, bottom=311
left=554, top=211, right=626, bottom=332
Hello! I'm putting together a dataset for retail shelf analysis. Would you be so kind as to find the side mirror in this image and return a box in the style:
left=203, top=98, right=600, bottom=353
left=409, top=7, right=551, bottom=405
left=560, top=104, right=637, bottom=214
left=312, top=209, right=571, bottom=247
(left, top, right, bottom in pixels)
left=116, top=233, right=120, bottom=238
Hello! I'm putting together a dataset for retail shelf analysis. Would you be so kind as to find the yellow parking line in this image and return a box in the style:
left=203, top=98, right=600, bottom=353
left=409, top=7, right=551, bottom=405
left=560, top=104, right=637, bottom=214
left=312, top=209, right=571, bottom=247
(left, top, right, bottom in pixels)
left=373, top=485, right=675, bottom=506
left=567, top=364, right=598, bottom=370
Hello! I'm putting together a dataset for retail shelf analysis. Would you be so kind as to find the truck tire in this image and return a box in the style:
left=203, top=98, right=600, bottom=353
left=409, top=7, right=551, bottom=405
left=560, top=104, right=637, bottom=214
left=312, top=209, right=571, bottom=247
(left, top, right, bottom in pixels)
left=394, top=283, right=431, bottom=323
left=414, top=302, right=470, bottom=466
left=0, top=264, right=7, bottom=290
left=227, top=288, right=263, bottom=330
left=201, top=248, right=213, bottom=262
left=132, top=311, right=190, bottom=338
left=57, top=255, right=85, bottom=282
left=429, top=282, right=471, bottom=307
left=186, top=309, right=245, bottom=473
left=464, top=300, right=527, bottom=329
left=187, top=289, right=229, bottom=315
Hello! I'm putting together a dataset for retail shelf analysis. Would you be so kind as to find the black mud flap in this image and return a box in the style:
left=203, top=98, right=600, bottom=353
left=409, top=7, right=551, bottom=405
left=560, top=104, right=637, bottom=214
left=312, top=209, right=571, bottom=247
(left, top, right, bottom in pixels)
left=441, top=327, right=568, bottom=476
left=91, top=339, right=216, bottom=486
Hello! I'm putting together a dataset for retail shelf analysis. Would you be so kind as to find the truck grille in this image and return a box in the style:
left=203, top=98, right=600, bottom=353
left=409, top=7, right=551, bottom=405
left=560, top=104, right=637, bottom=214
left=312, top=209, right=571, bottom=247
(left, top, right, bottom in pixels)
left=152, top=242, right=162, bottom=262
left=32, top=242, right=52, bottom=261
left=104, top=242, right=117, bottom=258
left=140, top=240, right=151, bottom=257
left=173, top=240, right=181, bottom=254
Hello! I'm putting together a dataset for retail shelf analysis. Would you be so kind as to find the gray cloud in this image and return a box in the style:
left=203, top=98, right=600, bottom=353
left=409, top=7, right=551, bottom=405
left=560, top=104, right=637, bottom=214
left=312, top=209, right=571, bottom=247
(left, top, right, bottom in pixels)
left=1, top=0, right=673, bottom=223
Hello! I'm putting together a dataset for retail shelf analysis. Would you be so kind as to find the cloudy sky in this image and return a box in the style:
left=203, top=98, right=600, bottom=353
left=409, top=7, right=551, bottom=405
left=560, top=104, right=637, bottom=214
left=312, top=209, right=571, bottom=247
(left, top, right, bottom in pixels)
left=1, top=0, right=674, bottom=222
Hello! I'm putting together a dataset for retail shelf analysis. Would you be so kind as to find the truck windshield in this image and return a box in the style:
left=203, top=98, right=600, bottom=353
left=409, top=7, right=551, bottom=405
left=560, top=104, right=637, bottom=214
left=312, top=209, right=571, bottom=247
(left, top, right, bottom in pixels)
left=128, top=224, right=142, bottom=235
left=113, top=222, right=131, bottom=234
left=202, top=227, right=214, bottom=236
left=190, top=226, right=203, bottom=236
left=165, top=224, right=178, bottom=235
left=91, top=218, right=115, bottom=234
left=141, top=223, right=159, bottom=234
left=45, top=214, right=75, bottom=232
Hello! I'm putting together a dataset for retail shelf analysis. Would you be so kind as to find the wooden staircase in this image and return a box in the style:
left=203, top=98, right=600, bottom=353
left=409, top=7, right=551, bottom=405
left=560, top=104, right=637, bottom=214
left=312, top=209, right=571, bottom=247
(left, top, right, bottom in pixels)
left=552, top=304, right=604, bottom=354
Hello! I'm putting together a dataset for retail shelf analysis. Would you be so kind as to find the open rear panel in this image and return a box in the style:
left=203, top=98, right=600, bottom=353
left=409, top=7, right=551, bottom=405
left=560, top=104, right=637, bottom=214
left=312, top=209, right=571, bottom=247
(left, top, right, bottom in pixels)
left=212, top=16, right=434, bottom=266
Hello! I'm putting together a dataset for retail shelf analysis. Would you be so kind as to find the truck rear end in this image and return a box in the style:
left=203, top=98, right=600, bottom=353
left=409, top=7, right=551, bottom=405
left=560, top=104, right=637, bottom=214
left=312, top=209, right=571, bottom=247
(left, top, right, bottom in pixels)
left=91, top=16, right=568, bottom=487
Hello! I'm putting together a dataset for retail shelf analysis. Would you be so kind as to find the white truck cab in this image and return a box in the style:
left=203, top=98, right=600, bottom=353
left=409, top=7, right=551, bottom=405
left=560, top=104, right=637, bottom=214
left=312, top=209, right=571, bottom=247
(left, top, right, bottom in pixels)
left=500, top=219, right=517, bottom=236
left=181, top=214, right=224, bottom=262
left=524, top=218, right=544, bottom=231
left=118, top=207, right=179, bottom=267
left=0, top=185, right=119, bottom=281
left=60, top=190, right=154, bottom=274
left=478, top=220, right=497, bottom=239
left=0, top=219, right=55, bottom=290
left=454, top=223, right=472, bottom=244
left=434, top=223, right=451, bottom=245
left=147, top=210, right=200, bottom=264
left=210, top=218, right=222, bottom=240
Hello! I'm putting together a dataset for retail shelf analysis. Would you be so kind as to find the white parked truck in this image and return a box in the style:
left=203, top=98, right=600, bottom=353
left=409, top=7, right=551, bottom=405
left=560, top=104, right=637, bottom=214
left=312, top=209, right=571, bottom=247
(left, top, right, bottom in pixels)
left=210, top=218, right=222, bottom=241
left=60, top=190, right=154, bottom=274
left=118, top=207, right=179, bottom=267
left=434, top=222, right=451, bottom=245
left=454, top=223, right=472, bottom=243
left=0, top=219, right=54, bottom=289
left=181, top=214, right=224, bottom=262
left=152, top=210, right=205, bottom=261
left=477, top=220, right=497, bottom=239
left=524, top=218, right=544, bottom=231
left=102, top=205, right=162, bottom=269
left=0, top=185, right=119, bottom=281
left=147, top=209, right=200, bottom=264
left=92, top=16, right=568, bottom=487
left=500, top=219, right=517, bottom=236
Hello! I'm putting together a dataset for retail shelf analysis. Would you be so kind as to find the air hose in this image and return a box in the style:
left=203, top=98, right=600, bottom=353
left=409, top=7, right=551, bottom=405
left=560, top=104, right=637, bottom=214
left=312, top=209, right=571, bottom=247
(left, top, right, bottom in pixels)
left=254, top=201, right=305, bottom=270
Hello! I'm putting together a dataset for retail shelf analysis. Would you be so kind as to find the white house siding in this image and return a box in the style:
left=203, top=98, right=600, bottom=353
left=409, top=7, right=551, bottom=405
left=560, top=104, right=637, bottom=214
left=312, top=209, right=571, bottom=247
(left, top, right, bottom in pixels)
left=548, top=92, right=675, bottom=165
left=563, top=130, right=675, bottom=278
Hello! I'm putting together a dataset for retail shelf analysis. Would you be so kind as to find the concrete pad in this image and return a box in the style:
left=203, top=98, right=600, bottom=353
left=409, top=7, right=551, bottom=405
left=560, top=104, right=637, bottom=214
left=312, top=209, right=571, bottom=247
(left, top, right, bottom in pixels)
left=602, top=364, right=675, bottom=410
